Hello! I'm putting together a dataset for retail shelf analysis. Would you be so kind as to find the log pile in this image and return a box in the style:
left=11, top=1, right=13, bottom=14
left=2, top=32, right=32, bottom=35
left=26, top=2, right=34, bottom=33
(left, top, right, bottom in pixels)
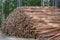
left=1, top=6, right=60, bottom=40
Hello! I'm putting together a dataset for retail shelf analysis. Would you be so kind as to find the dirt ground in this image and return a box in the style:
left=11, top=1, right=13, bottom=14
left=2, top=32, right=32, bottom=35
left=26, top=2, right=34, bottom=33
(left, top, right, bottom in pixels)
left=0, top=30, right=35, bottom=40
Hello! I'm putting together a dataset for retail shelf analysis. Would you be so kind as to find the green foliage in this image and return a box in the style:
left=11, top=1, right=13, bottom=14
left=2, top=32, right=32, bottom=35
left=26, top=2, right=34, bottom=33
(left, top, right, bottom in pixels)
left=4, top=0, right=17, bottom=18
left=49, top=0, right=53, bottom=6
left=22, top=0, right=41, bottom=6
left=0, top=0, right=2, bottom=27
left=0, top=0, right=17, bottom=27
left=0, top=14, right=2, bottom=27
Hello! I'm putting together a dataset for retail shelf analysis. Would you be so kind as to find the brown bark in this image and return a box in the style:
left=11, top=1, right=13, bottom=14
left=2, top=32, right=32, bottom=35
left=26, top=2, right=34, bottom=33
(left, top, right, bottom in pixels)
left=1, top=6, right=60, bottom=40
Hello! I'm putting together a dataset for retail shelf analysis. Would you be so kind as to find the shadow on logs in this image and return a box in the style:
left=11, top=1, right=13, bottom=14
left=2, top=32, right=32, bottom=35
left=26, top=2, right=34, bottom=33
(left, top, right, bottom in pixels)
left=1, top=6, right=60, bottom=40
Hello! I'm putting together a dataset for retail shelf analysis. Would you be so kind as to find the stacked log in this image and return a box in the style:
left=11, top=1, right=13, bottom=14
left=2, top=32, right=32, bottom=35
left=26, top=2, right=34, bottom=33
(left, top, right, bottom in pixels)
left=1, top=7, right=37, bottom=38
left=1, top=6, right=60, bottom=40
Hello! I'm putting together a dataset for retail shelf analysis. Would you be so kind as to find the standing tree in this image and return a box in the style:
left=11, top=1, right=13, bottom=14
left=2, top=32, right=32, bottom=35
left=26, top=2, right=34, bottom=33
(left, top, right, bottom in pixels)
left=17, top=0, right=22, bottom=7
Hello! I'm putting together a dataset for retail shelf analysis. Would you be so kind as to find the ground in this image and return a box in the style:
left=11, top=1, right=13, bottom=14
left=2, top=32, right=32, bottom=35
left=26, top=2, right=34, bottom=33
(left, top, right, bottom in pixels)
left=0, top=30, right=35, bottom=40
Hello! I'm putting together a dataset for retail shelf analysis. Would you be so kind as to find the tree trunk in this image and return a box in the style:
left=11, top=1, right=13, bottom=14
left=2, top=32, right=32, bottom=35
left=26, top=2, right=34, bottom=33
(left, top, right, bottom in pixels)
left=17, top=0, right=22, bottom=7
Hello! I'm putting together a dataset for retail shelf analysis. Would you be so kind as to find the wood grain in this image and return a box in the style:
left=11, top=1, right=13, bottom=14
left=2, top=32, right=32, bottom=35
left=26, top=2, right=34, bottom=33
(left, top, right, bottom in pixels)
left=1, top=6, right=60, bottom=40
